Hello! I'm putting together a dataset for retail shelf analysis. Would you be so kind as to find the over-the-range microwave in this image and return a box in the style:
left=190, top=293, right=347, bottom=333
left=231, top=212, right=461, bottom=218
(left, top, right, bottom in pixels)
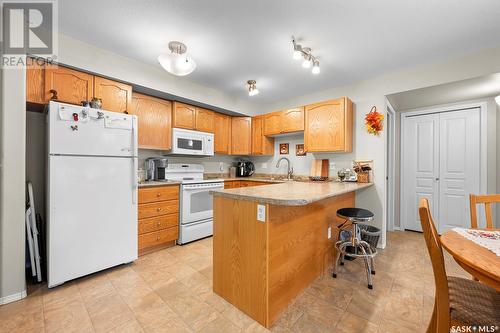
left=169, top=128, right=214, bottom=156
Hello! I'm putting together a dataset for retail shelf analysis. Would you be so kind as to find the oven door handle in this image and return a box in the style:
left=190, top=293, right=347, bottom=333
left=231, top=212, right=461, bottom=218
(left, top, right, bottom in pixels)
left=183, top=184, right=224, bottom=190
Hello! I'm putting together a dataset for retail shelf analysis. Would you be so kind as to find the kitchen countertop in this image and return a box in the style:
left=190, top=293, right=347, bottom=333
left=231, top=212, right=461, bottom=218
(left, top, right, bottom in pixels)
left=138, top=180, right=181, bottom=188
left=210, top=181, right=373, bottom=206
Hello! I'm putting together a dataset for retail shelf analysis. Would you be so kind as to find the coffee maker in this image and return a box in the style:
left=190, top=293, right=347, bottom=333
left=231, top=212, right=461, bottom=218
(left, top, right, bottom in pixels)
left=236, top=161, right=255, bottom=177
left=145, top=157, right=168, bottom=181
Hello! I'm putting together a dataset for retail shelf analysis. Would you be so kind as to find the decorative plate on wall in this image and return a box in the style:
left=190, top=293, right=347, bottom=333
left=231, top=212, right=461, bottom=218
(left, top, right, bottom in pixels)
left=280, top=143, right=289, bottom=155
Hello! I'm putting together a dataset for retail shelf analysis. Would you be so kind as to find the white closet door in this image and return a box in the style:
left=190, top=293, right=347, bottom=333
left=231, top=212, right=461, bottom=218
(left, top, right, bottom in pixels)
left=438, top=108, right=480, bottom=233
left=402, top=114, right=440, bottom=232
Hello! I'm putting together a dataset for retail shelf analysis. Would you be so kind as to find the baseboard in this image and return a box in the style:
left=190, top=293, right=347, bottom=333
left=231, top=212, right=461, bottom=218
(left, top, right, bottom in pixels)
left=0, top=290, right=27, bottom=305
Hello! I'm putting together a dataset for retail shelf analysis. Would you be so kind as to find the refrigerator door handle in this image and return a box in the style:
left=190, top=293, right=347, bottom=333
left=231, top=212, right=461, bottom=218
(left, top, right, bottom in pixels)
left=131, top=116, right=138, bottom=205
left=132, top=157, right=138, bottom=204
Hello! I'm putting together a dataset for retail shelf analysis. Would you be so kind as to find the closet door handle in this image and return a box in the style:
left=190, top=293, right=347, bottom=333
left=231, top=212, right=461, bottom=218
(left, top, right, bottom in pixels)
left=435, top=177, right=440, bottom=181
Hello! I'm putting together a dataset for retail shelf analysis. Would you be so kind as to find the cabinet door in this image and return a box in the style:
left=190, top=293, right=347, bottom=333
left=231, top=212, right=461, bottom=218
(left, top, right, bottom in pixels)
left=231, top=117, right=252, bottom=155
left=131, top=93, right=172, bottom=150
left=263, top=112, right=282, bottom=136
left=251, top=116, right=274, bottom=155
left=173, top=102, right=196, bottom=129
left=195, top=108, right=215, bottom=133
left=26, top=65, right=45, bottom=104
left=94, top=76, right=132, bottom=113
left=305, top=98, right=352, bottom=152
left=44, top=65, right=94, bottom=105
left=214, top=113, right=231, bottom=154
left=282, top=107, right=305, bottom=133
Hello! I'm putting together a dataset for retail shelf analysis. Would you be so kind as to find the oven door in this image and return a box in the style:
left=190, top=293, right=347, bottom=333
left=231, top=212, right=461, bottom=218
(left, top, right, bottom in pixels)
left=181, top=182, right=223, bottom=224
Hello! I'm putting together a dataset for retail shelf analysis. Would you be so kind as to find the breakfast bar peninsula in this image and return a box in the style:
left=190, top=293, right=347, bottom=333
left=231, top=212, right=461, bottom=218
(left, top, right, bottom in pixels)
left=210, top=180, right=373, bottom=328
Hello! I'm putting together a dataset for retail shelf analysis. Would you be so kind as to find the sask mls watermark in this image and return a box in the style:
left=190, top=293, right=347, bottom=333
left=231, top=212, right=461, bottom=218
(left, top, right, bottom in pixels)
left=1, top=0, right=58, bottom=68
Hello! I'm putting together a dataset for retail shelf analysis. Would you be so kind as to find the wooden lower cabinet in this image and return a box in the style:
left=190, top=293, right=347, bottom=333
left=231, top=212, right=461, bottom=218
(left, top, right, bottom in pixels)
left=138, top=185, right=179, bottom=255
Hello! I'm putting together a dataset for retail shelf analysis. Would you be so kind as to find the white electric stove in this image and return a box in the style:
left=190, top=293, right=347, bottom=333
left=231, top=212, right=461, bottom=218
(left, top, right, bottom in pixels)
left=164, top=164, right=223, bottom=244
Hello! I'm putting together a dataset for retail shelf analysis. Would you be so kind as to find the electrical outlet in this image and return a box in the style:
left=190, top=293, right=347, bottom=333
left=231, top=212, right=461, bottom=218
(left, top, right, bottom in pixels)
left=327, top=226, right=332, bottom=239
left=219, top=162, right=224, bottom=172
left=329, top=162, right=336, bottom=169
left=261, top=162, right=268, bottom=169
left=257, top=205, right=266, bottom=222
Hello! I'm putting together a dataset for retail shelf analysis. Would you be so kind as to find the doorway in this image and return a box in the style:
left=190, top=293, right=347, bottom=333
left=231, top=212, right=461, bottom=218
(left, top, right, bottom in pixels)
left=385, top=101, right=396, bottom=231
left=401, top=104, right=487, bottom=233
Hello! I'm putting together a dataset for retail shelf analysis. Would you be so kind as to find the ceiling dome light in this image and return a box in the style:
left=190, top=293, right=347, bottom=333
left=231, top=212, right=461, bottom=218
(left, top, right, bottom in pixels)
left=312, top=59, right=320, bottom=74
left=496, top=95, right=500, bottom=105
left=247, top=80, right=259, bottom=96
left=158, top=41, right=196, bottom=76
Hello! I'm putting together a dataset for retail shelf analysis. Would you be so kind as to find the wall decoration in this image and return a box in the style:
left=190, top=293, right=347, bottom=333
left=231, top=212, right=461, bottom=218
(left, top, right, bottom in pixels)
left=279, top=143, right=289, bottom=155
left=365, top=106, right=384, bottom=136
left=296, top=144, right=306, bottom=156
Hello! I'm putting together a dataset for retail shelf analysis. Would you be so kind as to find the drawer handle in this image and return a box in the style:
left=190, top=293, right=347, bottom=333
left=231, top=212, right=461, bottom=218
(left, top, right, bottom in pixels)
left=157, top=222, right=161, bottom=227
left=156, top=208, right=162, bottom=212
left=156, top=193, right=161, bottom=197
left=156, top=235, right=160, bottom=241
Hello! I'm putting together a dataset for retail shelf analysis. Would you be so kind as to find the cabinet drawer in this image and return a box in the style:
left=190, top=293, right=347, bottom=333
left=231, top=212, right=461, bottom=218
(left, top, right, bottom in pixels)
left=138, top=186, right=179, bottom=204
left=138, top=214, right=178, bottom=235
left=138, top=227, right=178, bottom=251
left=138, top=200, right=179, bottom=219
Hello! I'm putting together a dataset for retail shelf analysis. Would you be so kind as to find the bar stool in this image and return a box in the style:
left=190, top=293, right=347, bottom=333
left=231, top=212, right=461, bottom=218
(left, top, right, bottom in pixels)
left=333, top=207, right=377, bottom=289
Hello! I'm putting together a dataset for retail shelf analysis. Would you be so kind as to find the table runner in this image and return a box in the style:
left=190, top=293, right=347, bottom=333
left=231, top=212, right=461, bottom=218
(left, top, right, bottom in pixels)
left=452, top=228, right=500, bottom=256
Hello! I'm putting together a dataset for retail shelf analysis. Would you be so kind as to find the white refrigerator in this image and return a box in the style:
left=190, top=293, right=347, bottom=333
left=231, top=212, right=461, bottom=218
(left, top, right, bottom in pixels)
left=47, top=101, right=138, bottom=288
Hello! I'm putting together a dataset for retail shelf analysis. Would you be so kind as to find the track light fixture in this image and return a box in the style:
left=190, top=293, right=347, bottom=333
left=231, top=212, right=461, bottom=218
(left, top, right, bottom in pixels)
left=247, top=80, right=259, bottom=96
left=292, top=36, right=320, bottom=75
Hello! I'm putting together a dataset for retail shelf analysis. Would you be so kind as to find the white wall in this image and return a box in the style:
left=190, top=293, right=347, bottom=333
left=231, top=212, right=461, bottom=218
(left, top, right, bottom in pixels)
left=57, top=34, right=259, bottom=116
left=251, top=133, right=354, bottom=176
left=0, top=67, right=27, bottom=302
left=254, top=46, right=500, bottom=248
left=138, top=150, right=239, bottom=176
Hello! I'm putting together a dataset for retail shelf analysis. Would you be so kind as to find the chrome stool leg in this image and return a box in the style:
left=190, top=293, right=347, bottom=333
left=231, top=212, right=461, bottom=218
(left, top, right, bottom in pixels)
left=333, top=241, right=348, bottom=278
left=358, top=244, right=373, bottom=289
left=360, top=240, right=376, bottom=275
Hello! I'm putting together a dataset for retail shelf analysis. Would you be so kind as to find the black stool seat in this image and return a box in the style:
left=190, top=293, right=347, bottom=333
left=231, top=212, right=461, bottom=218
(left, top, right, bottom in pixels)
left=337, top=208, right=374, bottom=222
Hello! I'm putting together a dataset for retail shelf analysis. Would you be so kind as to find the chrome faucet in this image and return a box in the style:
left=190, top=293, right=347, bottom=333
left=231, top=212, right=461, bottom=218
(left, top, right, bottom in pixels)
left=276, top=157, right=294, bottom=180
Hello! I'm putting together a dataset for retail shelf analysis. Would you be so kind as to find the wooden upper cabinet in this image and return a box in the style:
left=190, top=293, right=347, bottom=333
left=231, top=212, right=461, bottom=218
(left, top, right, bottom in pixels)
left=195, top=108, right=215, bottom=133
left=231, top=117, right=252, bottom=155
left=44, top=65, right=94, bottom=105
left=263, top=112, right=282, bottom=136
left=130, top=93, right=172, bottom=150
left=252, top=116, right=274, bottom=155
left=263, top=107, right=305, bottom=135
left=93, top=76, right=132, bottom=113
left=26, top=65, right=45, bottom=104
left=281, top=107, right=305, bottom=133
left=304, top=97, right=353, bottom=153
left=173, top=102, right=196, bottom=129
left=214, top=113, right=231, bottom=154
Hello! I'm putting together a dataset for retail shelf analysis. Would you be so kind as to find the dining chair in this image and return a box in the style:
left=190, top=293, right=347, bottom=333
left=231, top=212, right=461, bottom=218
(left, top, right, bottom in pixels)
left=418, top=198, right=500, bottom=333
left=469, top=194, right=499, bottom=229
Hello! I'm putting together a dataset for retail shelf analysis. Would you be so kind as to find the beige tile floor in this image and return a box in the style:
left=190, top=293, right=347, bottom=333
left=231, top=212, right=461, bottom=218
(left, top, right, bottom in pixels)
left=0, top=231, right=470, bottom=333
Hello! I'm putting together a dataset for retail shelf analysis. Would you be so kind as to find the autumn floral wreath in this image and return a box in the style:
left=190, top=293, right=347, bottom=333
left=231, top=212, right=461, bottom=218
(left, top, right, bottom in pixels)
left=365, top=106, right=384, bottom=136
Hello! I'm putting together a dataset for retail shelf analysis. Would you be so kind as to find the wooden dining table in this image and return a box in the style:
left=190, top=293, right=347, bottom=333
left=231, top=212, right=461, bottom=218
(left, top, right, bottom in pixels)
left=441, top=229, right=500, bottom=291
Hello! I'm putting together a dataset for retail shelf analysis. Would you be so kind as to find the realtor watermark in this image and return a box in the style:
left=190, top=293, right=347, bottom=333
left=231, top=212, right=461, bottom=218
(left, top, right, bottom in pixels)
left=1, top=0, right=58, bottom=68
left=451, top=325, right=499, bottom=333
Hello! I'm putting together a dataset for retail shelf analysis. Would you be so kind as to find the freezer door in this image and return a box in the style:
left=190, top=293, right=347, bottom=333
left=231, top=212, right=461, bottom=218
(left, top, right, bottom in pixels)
left=47, top=155, right=137, bottom=287
left=48, top=101, right=137, bottom=157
